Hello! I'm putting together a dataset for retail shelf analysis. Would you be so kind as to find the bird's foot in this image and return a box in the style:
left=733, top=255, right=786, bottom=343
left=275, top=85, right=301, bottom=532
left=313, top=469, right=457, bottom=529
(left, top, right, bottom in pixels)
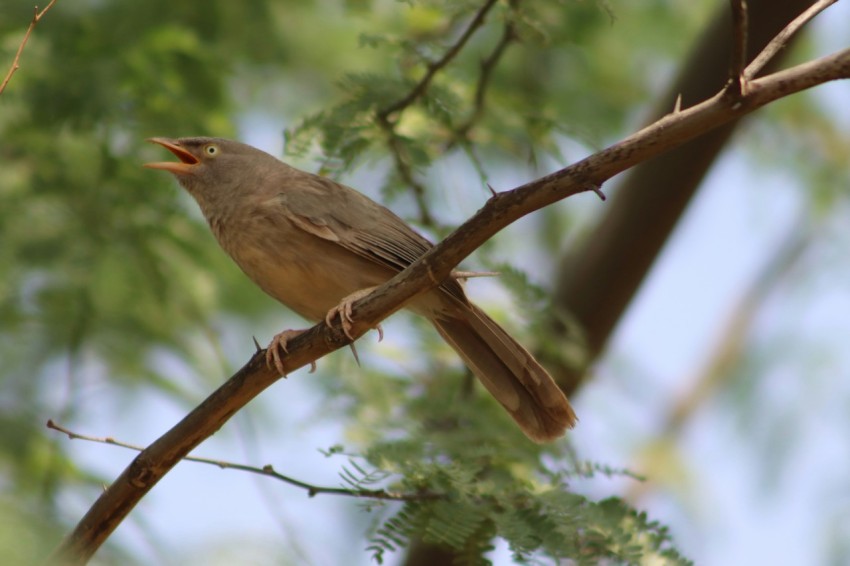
left=266, top=329, right=317, bottom=375
left=325, top=286, right=378, bottom=340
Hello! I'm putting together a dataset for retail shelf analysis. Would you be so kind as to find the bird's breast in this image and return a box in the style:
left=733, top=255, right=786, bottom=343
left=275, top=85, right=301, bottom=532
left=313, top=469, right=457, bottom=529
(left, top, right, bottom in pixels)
left=208, top=205, right=395, bottom=322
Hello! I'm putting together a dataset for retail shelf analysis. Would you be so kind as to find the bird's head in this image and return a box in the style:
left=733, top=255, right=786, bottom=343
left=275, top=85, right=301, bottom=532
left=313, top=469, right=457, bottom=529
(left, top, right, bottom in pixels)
left=145, top=137, right=282, bottom=209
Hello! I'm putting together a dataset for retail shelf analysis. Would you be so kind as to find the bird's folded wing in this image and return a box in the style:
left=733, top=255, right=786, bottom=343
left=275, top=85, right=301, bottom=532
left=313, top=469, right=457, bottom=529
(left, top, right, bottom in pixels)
left=273, top=175, right=465, bottom=301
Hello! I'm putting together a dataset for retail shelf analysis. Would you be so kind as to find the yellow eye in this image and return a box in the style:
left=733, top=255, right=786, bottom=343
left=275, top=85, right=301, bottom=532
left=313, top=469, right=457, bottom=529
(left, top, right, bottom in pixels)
left=204, top=144, right=219, bottom=157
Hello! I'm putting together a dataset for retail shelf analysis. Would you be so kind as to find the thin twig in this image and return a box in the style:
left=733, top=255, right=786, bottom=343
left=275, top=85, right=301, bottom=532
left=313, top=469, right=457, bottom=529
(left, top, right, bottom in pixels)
left=0, top=0, right=58, bottom=95
left=377, top=0, right=500, bottom=120
left=454, top=13, right=518, bottom=140
left=728, top=0, right=749, bottom=95
left=375, top=0, right=502, bottom=225
left=745, top=0, right=837, bottom=79
left=46, top=420, right=439, bottom=502
left=376, top=114, right=435, bottom=226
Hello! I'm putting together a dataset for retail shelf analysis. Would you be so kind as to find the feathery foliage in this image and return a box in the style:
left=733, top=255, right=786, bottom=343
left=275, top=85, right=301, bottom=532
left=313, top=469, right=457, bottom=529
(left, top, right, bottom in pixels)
left=5, top=0, right=844, bottom=564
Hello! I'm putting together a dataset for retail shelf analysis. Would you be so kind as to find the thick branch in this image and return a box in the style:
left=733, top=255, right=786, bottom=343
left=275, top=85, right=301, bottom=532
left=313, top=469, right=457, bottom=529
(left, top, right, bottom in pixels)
left=52, top=45, right=850, bottom=564
left=366, top=49, right=849, bottom=324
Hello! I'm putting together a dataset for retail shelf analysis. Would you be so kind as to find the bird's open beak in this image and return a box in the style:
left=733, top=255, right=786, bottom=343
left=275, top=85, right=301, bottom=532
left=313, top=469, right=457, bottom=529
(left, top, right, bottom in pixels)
left=144, top=137, right=199, bottom=175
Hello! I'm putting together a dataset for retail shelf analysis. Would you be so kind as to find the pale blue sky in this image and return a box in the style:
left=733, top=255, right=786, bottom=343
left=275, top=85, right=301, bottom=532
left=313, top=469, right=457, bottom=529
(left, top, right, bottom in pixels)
left=60, top=5, right=850, bottom=564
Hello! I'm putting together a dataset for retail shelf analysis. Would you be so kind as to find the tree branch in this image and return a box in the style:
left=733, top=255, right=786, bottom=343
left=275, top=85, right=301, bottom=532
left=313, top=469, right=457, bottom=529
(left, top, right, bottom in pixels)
left=375, top=114, right=435, bottom=226
left=51, top=33, right=850, bottom=566
left=745, top=0, right=837, bottom=79
left=453, top=5, right=518, bottom=141
left=0, top=0, right=58, bottom=95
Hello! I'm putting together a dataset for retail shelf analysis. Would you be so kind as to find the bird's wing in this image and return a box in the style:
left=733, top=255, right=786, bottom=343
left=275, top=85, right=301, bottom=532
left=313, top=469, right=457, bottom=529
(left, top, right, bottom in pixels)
left=274, top=173, right=466, bottom=301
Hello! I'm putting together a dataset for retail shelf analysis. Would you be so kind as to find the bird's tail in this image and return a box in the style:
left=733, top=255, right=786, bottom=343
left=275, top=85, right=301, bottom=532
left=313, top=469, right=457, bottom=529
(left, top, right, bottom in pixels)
left=431, top=304, right=577, bottom=442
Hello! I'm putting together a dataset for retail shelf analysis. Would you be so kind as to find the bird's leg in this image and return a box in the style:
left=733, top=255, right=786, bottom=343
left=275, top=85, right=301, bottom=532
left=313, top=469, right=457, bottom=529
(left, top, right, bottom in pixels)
left=266, top=329, right=317, bottom=375
left=325, top=286, right=383, bottom=341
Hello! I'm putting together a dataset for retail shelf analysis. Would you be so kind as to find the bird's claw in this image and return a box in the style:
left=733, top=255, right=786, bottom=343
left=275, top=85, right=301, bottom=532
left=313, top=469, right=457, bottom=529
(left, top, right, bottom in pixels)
left=265, top=329, right=316, bottom=375
left=325, top=300, right=356, bottom=340
left=326, top=305, right=384, bottom=344
left=324, top=287, right=378, bottom=341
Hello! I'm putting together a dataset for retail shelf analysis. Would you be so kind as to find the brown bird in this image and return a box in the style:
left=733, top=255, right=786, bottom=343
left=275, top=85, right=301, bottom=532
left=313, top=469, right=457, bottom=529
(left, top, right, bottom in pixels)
left=145, top=137, right=576, bottom=442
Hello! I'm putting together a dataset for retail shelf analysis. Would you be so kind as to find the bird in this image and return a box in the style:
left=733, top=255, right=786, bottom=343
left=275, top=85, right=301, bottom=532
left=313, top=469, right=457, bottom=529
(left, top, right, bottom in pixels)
left=145, top=137, right=576, bottom=442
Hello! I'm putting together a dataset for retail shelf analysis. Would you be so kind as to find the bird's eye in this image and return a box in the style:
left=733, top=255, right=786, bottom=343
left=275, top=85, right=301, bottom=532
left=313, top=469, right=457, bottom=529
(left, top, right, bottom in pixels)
left=204, top=144, right=219, bottom=157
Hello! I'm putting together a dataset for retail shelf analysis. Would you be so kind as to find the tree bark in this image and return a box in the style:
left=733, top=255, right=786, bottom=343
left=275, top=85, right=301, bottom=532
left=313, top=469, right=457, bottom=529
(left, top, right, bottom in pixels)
left=546, top=0, right=812, bottom=395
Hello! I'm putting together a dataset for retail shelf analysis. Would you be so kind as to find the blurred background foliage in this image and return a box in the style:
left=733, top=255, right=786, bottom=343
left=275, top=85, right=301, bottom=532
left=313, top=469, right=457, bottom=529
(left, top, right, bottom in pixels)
left=1, top=0, right=849, bottom=564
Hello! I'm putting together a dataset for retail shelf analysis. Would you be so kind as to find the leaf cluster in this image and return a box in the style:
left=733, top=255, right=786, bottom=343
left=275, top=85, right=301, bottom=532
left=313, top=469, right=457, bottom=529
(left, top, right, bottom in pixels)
left=283, top=0, right=660, bottom=197
left=338, top=435, right=689, bottom=565
left=310, top=347, right=687, bottom=563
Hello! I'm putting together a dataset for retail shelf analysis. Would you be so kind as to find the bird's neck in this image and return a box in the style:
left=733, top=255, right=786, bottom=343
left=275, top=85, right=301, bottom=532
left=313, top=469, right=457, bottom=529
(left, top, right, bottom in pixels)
left=192, top=186, right=266, bottom=261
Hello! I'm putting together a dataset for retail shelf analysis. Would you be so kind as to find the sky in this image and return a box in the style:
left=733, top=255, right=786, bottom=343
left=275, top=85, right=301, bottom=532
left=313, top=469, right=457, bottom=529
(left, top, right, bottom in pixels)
left=55, top=4, right=850, bottom=565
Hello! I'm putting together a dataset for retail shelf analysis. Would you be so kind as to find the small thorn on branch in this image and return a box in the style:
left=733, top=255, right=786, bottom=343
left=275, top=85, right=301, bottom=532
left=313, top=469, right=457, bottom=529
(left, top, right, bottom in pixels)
left=348, top=343, right=361, bottom=367
left=590, top=184, right=606, bottom=201
left=486, top=183, right=498, bottom=197
left=453, top=270, right=501, bottom=281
